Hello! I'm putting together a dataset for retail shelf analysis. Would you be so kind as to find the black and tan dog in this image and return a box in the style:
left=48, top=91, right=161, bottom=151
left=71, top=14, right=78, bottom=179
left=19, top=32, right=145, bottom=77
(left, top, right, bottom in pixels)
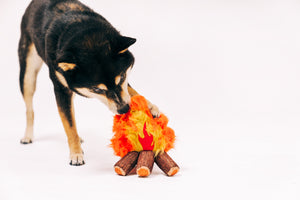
left=19, top=0, right=160, bottom=166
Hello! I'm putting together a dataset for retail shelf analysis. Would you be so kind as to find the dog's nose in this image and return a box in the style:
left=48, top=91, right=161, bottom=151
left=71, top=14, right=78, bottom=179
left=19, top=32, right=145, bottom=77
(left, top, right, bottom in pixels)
left=117, top=104, right=130, bottom=114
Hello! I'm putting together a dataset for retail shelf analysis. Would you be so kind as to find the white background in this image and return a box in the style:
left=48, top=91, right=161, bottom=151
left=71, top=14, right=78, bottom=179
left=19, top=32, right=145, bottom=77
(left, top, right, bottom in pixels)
left=0, top=0, right=299, bottom=199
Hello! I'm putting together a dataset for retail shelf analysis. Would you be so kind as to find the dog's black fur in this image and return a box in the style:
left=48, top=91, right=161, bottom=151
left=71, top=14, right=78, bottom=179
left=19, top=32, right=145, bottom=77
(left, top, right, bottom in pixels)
left=19, top=0, right=159, bottom=165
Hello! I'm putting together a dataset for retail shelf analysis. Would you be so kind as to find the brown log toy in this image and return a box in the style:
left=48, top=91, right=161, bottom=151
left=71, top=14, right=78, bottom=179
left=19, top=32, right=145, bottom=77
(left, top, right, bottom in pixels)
left=114, top=151, right=139, bottom=176
left=155, top=151, right=179, bottom=176
left=136, top=151, right=155, bottom=177
left=128, top=165, right=137, bottom=175
left=114, top=150, right=179, bottom=177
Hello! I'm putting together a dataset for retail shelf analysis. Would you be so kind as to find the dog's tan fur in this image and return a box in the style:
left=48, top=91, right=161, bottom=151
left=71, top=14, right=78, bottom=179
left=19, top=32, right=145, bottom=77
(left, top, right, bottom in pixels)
left=57, top=93, right=84, bottom=165
left=20, top=43, right=43, bottom=144
left=55, top=71, right=69, bottom=88
left=58, top=63, right=76, bottom=71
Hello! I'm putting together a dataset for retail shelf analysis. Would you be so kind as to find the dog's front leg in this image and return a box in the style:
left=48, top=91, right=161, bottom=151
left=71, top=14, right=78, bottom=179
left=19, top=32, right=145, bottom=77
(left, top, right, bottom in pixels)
left=54, top=86, right=84, bottom=166
left=128, top=84, right=160, bottom=117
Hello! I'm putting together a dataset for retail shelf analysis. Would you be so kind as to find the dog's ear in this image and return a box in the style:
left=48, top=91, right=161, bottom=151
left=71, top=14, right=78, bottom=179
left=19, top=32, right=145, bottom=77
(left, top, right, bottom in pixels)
left=56, top=51, right=77, bottom=71
left=117, top=36, right=136, bottom=54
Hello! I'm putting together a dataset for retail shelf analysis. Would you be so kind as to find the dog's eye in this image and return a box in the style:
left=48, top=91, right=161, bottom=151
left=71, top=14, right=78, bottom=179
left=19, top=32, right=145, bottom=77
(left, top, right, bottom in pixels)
left=92, top=87, right=105, bottom=94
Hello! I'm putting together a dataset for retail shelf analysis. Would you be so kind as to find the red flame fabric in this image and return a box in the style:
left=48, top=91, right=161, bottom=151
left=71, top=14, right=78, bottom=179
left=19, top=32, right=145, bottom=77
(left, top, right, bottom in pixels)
left=138, top=123, right=154, bottom=151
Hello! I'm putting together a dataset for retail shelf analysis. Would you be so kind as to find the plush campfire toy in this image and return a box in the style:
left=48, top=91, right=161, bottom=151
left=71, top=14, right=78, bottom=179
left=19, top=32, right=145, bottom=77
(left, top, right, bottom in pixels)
left=111, top=95, right=179, bottom=177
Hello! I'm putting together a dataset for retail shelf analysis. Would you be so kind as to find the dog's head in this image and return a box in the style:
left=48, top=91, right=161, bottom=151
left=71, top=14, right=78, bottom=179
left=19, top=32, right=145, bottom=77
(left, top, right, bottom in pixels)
left=54, top=31, right=136, bottom=114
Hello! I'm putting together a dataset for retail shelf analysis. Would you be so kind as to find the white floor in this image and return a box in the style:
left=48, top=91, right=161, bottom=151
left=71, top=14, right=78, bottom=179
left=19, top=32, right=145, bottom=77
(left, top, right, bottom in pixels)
left=0, top=0, right=299, bottom=199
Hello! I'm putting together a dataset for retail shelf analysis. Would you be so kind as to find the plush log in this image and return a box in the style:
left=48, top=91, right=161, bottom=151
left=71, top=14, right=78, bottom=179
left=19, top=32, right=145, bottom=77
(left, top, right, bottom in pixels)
left=136, top=151, right=155, bottom=177
left=114, top=150, right=179, bottom=177
left=128, top=165, right=137, bottom=175
left=155, top=151, right=179, bottom=176
left=114, top=151, right=139, bottom=176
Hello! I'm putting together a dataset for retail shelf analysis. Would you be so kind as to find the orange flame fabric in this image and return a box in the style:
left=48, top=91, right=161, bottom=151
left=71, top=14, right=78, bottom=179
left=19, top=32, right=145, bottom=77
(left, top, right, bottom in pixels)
left=111, top=95, right=175, bottom=157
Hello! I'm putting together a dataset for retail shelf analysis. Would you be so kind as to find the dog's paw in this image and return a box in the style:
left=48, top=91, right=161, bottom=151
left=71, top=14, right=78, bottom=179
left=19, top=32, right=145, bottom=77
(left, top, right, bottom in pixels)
left=20, top=137, right=32, bottom=144
left=148, top=103, right=160, bottom=118
left=69, top=153, right=85, bottom=166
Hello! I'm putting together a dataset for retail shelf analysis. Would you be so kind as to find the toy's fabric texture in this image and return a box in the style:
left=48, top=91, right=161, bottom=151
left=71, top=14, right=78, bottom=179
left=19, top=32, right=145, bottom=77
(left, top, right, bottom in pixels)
left=111, top=95, right=175, bottom=157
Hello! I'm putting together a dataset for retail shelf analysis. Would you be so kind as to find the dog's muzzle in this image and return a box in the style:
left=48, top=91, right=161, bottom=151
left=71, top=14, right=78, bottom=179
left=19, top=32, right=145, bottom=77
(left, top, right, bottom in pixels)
left=117, top=104, right=130, bottom=114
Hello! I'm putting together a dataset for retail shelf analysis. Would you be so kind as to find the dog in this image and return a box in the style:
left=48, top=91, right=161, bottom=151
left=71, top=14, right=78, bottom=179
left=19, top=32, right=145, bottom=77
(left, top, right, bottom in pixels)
left=19, top=0, right=160, bottom=166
